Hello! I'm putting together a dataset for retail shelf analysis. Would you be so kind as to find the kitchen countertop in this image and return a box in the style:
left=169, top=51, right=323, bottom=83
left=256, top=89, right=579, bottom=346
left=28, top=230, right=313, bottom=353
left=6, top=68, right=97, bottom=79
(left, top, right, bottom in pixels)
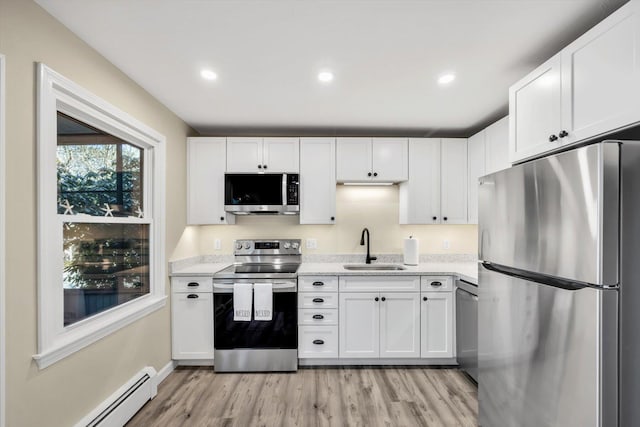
left=298, top=262, right=478, bottom=284
left=170, top=261, right=478, bottom=284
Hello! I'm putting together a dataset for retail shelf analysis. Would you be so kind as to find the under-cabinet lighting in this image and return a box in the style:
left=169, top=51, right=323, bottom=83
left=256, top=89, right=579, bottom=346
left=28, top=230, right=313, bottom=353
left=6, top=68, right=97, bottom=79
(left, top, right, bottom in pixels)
left=343, top=182, right=394, bottom=186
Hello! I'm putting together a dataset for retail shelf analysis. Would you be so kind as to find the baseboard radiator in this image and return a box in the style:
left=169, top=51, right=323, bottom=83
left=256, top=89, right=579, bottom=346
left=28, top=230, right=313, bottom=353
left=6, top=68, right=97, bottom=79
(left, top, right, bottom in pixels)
left=75, top=367, right=158, bottom=427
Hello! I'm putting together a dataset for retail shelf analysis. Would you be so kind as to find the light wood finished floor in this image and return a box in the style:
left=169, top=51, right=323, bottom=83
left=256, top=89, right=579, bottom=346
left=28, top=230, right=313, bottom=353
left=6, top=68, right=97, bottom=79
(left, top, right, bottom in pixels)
left=127, top=367, right=477, bottom=427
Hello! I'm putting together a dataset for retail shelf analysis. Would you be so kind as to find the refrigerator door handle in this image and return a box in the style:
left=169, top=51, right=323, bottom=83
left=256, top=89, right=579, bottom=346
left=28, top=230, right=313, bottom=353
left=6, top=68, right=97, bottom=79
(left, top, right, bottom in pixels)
left=481, top=262, right=612, bottom=291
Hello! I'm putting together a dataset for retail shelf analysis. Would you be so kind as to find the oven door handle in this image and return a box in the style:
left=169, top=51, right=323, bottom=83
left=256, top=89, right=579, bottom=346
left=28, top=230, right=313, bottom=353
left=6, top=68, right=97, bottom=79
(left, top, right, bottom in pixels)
left=213, top=282, right=297, bottom=293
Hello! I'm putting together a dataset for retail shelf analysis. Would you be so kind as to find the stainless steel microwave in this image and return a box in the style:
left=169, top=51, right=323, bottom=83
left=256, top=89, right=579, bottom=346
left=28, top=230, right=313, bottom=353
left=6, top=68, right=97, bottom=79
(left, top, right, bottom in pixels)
left=224, top=173, right=299, bottom=215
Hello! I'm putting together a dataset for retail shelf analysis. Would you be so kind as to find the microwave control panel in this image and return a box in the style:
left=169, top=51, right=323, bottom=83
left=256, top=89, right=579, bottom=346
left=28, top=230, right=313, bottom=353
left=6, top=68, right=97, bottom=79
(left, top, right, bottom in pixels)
left=286, top=174, right=299, bottom=205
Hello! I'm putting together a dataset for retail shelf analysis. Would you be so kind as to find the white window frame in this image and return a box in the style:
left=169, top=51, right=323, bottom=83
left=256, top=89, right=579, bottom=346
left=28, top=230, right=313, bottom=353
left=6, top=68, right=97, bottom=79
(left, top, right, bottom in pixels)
left=0, top=53, right=7, bottom=427
left=34, top=63, right=167, bottom=369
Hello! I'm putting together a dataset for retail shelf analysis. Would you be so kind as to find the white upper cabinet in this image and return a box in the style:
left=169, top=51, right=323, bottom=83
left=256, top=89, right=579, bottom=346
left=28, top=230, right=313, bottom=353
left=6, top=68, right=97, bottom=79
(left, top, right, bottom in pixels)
left=510, top=1, right=640, bottom=163
left=299, top=138, right=336, bottom=225
left=485, top=116, right=510, bottom=175
left=336, top=137, right=408, bottom=182
left=187, top=137, right=235, bottom=225
left=263, top=137, right=300, bottom=172
left=399, top=138, right=441, bottom=224
left=561, top=1, right=640, bottom=146
left=440, top=138, right=468, bottom=224
left=467, top=132, right=485, bottom=225
left=510, top=54, right=563, bottom=163
left=371, top=138, right=409, bottom=182
left=227, top=136, right=299, bottom=172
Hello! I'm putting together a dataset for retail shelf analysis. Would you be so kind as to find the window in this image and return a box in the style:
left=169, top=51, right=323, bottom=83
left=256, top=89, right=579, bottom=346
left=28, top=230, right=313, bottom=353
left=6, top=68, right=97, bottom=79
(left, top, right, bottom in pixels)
left=36, top=64, right=166, bottom=369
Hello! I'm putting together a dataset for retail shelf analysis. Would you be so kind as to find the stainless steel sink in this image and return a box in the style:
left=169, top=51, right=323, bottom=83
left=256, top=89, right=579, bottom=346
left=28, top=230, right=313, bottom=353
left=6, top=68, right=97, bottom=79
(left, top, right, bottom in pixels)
left=342, top=263, right=407, bottom=271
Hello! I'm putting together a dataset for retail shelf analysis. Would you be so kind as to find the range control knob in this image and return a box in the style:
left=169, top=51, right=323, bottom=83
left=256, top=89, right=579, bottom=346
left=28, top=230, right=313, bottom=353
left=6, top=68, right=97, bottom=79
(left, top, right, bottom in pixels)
left=243, top=242, right=251, bottom=249
left=292, top=242, right=299, bottom=249
left=283, top=242, right=291, bottom=249
left=235, top=242, right=243, bottom=250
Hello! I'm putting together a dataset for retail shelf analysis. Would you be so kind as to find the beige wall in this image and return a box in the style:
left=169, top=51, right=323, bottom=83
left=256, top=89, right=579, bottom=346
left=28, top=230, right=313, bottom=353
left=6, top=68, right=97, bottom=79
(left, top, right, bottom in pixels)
left=194, top=185, right=478, bottom=256
left=0, top=0, right=197, bottom=426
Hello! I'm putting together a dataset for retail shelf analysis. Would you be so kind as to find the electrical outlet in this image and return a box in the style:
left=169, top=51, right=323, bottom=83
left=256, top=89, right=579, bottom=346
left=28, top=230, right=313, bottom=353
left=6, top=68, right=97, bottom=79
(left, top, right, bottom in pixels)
left=214, top=239, right=221, bottom=250
left=442, top=240, right=450, bottom=250
left=306, top=238, right=318, bottom=249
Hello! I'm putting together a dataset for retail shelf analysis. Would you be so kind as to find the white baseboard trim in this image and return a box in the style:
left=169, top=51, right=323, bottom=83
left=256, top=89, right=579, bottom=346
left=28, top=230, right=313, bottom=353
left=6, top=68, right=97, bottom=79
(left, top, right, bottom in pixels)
left=155, top=360, right=176, bottom=388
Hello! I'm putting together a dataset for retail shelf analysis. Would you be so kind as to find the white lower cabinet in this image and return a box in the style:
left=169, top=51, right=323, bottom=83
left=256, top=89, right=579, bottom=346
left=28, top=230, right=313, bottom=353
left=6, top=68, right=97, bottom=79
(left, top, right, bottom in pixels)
left=171, top=277, right=214, bottom=360
left=379, top=292, right=421, bottom=358
left=339, top=292, right=380, bottom=358
left=339, top=285, right=421, bottom=358
left=298, top=275, right=339, bottom=358
left=420, top=292, right=454, bottom=358
left=299, top=326, right=339, bottom=358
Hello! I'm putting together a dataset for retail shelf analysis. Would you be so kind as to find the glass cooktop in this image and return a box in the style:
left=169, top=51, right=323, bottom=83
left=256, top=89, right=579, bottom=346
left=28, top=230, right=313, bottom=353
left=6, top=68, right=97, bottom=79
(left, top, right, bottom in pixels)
left=217, top=263, right=300, bottom=275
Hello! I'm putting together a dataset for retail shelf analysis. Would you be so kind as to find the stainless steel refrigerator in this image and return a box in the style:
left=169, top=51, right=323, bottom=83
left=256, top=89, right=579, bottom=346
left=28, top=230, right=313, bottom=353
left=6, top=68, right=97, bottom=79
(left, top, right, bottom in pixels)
left=478, top=140, right=640, bottom=427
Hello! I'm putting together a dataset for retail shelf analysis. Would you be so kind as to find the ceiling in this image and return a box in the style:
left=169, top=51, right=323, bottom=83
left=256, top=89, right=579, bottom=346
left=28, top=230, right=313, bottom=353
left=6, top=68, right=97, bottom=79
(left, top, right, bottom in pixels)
left=36, top=0, right=627, bottom=137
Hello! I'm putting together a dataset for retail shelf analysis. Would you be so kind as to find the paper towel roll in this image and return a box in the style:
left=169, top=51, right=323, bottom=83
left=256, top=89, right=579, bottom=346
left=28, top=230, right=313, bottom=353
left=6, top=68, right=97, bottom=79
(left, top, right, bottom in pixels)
left=403, top=236, right=419, bottom=266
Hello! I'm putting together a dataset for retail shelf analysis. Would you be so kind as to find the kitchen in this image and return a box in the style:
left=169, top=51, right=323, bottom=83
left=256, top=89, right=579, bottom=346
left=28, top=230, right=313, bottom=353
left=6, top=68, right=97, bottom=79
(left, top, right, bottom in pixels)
left=1, top=0, right=640, bottom=426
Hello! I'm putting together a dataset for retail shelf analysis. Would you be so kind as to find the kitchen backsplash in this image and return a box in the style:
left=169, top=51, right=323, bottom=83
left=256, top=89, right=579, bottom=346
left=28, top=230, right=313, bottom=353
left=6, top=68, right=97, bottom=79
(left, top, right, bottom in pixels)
left=171, top=185, right=478, bottom=260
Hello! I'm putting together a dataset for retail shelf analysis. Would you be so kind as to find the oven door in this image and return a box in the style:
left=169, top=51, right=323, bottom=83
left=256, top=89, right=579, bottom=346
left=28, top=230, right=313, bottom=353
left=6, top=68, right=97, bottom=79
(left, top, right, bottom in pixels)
left=213, top=281, right=297, bottom=350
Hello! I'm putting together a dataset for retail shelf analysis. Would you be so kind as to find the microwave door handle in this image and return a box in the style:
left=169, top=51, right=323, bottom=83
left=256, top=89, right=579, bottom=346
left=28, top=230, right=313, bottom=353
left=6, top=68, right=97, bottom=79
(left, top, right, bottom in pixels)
left=282, top=174, right=287, bottom=206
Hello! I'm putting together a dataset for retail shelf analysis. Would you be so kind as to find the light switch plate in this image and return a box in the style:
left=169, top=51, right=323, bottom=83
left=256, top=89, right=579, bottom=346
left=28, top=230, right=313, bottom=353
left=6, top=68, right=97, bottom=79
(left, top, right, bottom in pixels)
left=214, top=239, right=221, bottom=250
left=306, top=238, right=317, bottom=249
left=442, top=240, right=450, bottom=250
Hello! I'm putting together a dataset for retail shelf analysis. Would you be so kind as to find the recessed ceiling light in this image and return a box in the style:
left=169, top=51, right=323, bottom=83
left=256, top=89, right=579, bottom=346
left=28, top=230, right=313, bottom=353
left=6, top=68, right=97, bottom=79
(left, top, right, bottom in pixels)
left=318, top=71, right=334, bottom=83
left=201, top=69, right=218, bottom=81
left=438, top=73, right=456, bottom=85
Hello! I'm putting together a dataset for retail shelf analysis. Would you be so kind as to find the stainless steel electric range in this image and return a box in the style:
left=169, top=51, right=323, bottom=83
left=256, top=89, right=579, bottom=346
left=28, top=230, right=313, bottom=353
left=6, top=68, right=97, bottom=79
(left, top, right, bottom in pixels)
left=213, top=239, right=301, bottom=372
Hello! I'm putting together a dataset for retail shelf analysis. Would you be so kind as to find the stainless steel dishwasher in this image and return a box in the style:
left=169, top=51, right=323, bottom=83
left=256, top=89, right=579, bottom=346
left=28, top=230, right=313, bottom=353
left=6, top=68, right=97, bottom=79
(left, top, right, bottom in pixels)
left=456, top=279, right=478, bottom=382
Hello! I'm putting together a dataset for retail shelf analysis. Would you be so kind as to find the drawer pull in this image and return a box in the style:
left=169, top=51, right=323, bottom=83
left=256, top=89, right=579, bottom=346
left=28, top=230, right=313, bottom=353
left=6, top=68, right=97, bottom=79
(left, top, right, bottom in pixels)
left=313, top=339, right=325, bottom=345
left=312, top=314, right=325, bottom=320
left=187, top=282, right=200, bottom=287
left=187, top=294, right=199, bottom=299
left=312, top=298, right=324, bottom=303
left=312, top=281, right=325, bottom=286
left=430, top=281, right=443, bottom=287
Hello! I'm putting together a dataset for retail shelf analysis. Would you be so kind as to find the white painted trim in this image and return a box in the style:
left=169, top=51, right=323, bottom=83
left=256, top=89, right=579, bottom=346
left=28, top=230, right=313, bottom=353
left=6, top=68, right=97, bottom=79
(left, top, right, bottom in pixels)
left=0, top=53, right=6, bottom=427
left=175, top=359, right=214, bottom=367
left=155, top=360, right=177, bottom=387
left=73, top=366, right=157, bottom=427
left=36, top=63, right=167, bottom=369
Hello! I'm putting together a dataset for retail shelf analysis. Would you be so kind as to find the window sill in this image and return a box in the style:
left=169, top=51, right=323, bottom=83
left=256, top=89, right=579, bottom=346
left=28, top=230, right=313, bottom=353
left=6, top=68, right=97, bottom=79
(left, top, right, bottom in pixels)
left=33, top=295, right=167, bottom=369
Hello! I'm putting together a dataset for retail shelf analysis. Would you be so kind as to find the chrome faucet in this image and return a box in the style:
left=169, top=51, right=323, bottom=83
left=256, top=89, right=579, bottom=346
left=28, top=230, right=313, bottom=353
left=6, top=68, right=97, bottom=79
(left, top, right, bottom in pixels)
left=360, top=228, right=377, bottom=264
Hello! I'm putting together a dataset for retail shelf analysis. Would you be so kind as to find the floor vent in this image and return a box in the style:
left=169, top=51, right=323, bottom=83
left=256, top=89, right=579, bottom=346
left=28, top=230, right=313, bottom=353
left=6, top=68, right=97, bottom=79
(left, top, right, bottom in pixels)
left=77, top=367, right=157, bottom=427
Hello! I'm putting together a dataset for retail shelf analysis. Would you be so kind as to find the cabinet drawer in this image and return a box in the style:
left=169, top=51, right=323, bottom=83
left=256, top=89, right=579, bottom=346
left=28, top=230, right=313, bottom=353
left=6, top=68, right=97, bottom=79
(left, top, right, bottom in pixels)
left=420, top=276, right=453, bottom=292
left=298, top=293, right=338, bottom=309
left=298, top=326, right=339, bottom=358
left=298, top=276, right=339, bottom=292
left=171, top=276, right=213, bottom=293
left=298, top=308, right=338, bottom=326
left=339, top=276, right=420, bottom=292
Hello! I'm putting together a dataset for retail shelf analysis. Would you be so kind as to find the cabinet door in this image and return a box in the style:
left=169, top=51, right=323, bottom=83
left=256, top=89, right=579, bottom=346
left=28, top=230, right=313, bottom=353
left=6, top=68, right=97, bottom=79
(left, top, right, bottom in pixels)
left=171, top=292, right=214, bottom=360
left=441, top=138, right=468, bottom=224
left=187, top=137, right=235, bottom=225
left=399, top=138, right=441, bottom=224
left=485, top=116, right=510, bottom=175
left=263, top=137, right=300, bottom=172
left=336, top=137, right=372, bottom=182
left=561, top=1, right=640, bottom=145
left=226, top=137, right=263, bottom=172
left=421, top=292, right=453, bottom=358
left=372, top=138, right=408, bottom=182
left=339, top=292, right=380, bottom=358
left=467, top=132, right=485, bottom=225
left=299, top=138, right=336, bottom=224
left=379, top=292, right=420, bottom=358
left=509, top=54, right=563, bottom=163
